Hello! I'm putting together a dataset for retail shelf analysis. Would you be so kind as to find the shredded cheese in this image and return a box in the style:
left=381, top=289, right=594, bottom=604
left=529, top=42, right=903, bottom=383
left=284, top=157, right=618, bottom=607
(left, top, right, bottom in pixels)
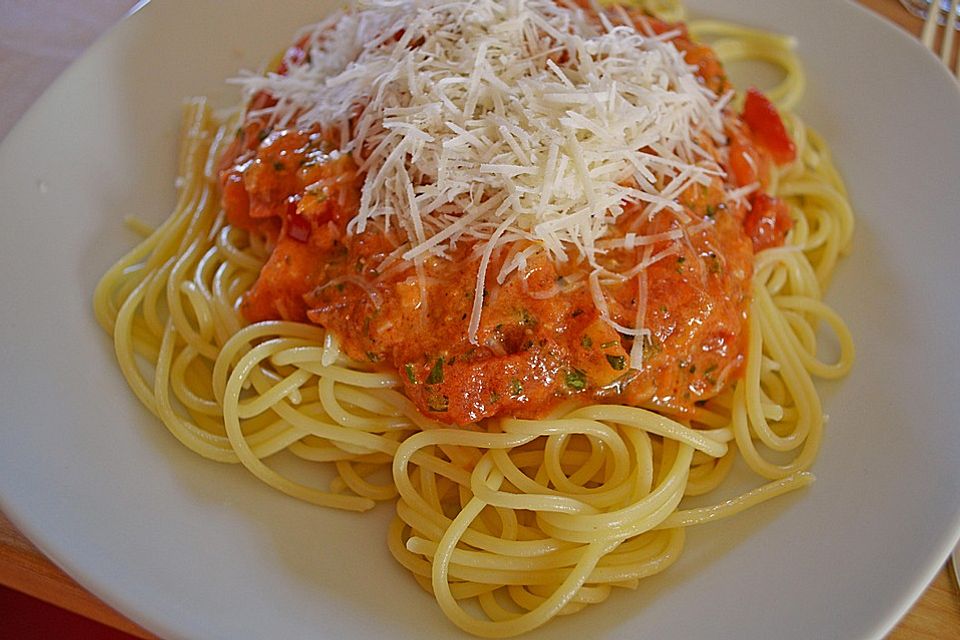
left=236, top=0, right=730, bottom=354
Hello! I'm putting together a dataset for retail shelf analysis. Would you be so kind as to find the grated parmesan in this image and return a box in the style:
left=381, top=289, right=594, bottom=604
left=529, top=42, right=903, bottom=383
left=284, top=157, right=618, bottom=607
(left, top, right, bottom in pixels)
left=236, top=0, right=730, bottom=355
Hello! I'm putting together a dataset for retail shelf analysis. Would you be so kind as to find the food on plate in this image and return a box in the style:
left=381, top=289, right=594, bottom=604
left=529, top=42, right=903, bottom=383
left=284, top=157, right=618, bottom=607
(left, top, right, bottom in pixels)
left=94, top=0, right=854, bottom=635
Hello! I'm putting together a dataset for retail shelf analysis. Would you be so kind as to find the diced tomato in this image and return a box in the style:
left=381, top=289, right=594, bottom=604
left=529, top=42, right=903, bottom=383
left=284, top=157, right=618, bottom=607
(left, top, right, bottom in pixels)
left=729, top=133, right=761, bottom=188
left=742, top=88, right=796, bottom=165
left=287, top=210, right=313, bottom=242
left=744, top=193, right=793, bottom=252
left=276, top=44, right=306, bottom=76
left=727, top=122, right=769, bottom=188
left=221, top=169, right=253, bottom=229
left=240, top=237, right=319, bottom=322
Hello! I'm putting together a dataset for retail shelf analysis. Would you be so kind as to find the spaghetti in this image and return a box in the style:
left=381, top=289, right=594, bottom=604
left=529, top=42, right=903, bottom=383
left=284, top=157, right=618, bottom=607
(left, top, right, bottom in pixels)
left=94, top=1, right=854, bottom=636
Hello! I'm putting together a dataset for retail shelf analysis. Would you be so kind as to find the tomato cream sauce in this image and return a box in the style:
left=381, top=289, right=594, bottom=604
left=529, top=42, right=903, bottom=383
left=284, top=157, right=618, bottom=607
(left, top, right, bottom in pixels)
left=217, top=9, right=794, bottom=425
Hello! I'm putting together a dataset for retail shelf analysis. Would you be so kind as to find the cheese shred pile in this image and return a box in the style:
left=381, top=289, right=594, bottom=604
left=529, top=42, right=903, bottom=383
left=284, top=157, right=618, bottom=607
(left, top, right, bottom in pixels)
left=237, top=0, right=730, bottom=352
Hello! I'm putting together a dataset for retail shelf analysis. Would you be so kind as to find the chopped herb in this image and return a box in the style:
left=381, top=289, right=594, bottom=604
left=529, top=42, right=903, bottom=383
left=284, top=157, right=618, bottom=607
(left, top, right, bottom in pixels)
left=601, top=340, right=619, bottom=349
left=707, top=253, right=722, bottom=274
left=704, top=363, right=718, bottom=386
left=305, top=187, right=328, bottom=202
left=427, top=394, right=449, bottom=412
left=644, top=336, right=663, bottom=355
left=404, top=363, right=417, bottom=384
left=257, top=128, right=271, bottom=142
left=273, top=161, right=285, bottom=171
left=426, top=357, right=445, bottom=384
left=606, top=354, right=626, bottom=371
left=580, top=335, right=593, bottom=349
left=705, top=204, right=716, bottom=218
left=565, top=369, right=587, bottom=390
left=335, top=282, right=345, bottom=292
left=509, top=379, right=524, bottom=397
left=489, top=391, right=501, bottom=404
left=689, top=365, right=697, bottom=374
left=365, top=351, right=380, bottom=363
left=571, top=309, right=584, bottom=318
left=518, top=308, right=537, bottom=326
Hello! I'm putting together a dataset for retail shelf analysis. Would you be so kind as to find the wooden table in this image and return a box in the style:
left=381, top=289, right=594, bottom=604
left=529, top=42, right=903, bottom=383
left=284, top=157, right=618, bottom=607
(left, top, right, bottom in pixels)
left=1, top=1, right=958, bottom=638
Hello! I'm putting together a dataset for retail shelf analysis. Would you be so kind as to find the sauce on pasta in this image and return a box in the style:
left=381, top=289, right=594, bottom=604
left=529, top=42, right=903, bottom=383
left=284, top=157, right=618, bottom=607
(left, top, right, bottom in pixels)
left=217, top=8, right=794, bottom=425
left=94, top=1, right=855, bottom=636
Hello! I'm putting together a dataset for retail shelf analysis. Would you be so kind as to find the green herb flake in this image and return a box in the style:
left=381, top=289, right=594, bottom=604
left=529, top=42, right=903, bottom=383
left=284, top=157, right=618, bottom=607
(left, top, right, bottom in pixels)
left=601, top=340, right=619, bottom=349
left=708, top=253, right=722, bottom=274
left=365, top=351, right=380, bottom=363
left=404, top=363, right=417, bottom=384
left=580, top=335, right=593, bottom=349
left=644, top=336, right=663, bottom=355
left=509, top=379, right=523, bottom=397
left=273, top=161, right=285, bottom=171
left=703, top=364, right=718, bottom=386
left=606, top=354, right=627, bottom=371
left=565, top=369, right=588, bottom=391
left=427, top=394, right=449, bottom=412
left=426, top=357, right=445, bottom=385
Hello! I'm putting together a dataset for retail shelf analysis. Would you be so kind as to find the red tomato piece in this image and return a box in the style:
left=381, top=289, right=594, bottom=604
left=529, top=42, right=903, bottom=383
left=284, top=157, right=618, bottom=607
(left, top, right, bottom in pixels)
left=286, top=212, right=311, bottom=243
left=744, top=193, right=793, bottom=252
left=742, top=88, right=796, bottom=165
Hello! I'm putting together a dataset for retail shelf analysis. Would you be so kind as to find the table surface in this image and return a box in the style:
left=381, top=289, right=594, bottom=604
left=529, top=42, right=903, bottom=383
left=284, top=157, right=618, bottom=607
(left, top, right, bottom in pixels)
left=1, top=1, right=958, bottom=638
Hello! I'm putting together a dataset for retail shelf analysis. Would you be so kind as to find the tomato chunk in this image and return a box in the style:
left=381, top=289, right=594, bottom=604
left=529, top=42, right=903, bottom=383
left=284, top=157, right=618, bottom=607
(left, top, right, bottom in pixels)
left=742, top=88, right=796, bottom=165
left=744, top=193, right=793, bottom=252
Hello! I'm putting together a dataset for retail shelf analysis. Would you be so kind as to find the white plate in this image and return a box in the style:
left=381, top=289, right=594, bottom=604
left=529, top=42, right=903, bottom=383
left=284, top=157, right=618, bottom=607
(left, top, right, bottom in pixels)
left=1, top=1, right=959, bottom=638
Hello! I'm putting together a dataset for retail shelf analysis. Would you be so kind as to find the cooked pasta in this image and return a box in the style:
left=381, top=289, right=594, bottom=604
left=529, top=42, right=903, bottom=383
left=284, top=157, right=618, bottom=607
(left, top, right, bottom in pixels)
left=94, top=1, right=853, bottom=636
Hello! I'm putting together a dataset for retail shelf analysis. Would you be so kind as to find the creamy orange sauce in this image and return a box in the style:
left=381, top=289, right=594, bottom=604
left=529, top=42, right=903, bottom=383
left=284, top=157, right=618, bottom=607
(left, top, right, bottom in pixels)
left=217, top=8, right=794, bottom=425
